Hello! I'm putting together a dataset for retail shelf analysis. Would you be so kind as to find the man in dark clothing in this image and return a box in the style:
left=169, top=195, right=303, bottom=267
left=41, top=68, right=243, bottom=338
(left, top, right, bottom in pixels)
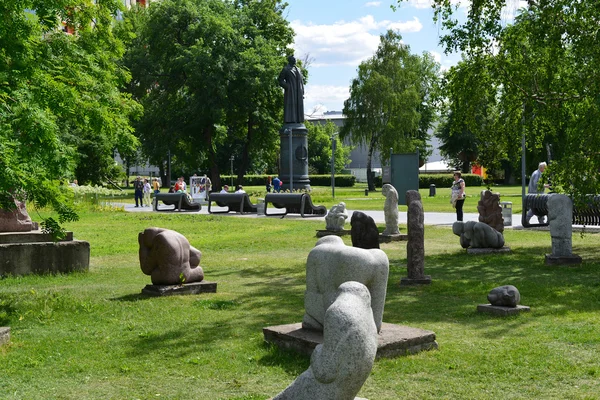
left=134, top=176, right=144, bottom=207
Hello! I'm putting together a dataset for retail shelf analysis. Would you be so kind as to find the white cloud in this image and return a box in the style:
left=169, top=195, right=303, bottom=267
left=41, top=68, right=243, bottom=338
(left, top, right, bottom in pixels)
left=304, top=85, right=350, bottom=113
left=364, top=1, right=381, bottom=7
left=429, top=50, right=441, bottom=64
left=291, top=15, right=423, bottom=67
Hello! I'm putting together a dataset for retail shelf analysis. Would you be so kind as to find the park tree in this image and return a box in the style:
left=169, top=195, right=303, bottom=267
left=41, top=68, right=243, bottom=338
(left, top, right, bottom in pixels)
left=0, top=0, right=140, bottom=235
left=120, top=0, right=294, bottom=189
left=341, top=30, right=439, bottom=191
left=396, top=0, right=600, bottom=199
left=306, top=121, right=352, bottom=175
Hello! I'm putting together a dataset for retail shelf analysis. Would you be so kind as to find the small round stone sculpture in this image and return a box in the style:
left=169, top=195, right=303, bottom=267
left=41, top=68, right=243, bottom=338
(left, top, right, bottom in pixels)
left=488, top=285, right=520, bottom=307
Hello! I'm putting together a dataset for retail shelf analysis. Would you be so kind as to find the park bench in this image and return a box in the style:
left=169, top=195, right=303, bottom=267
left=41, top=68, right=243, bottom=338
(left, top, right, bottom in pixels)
left=521, top=193, right=600, bottom=227
left=207, top=193, right=258, bottom=214
left=153, top=192, right=201, bottom=212
left=264, top=193, right=326, bottom=218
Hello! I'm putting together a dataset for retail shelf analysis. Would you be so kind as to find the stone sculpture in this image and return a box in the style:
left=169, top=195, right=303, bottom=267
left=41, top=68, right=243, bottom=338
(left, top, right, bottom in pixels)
left=350, top=211, right=380, bottom=249
left=303, top=235, right=389, bottom=333
left=273, top=282, right=378, bottom=400
left=452, top=221, right=505, bottom=249
left=382, top=184, right=400, bottom=235
left=401, top=190, right=431, bottom=285
left=325, top=202, right=348, bottom=232
left=488, top=285, right=521, bottom=307
left=477, top=190, right=504, bottom=233
left=138, top=227, right=204, bottom=285
left=546, top=194, right=581, bottom=265
left=0, top=196, right=37, bottom=232
left=278, top=55, right=305, bottom=124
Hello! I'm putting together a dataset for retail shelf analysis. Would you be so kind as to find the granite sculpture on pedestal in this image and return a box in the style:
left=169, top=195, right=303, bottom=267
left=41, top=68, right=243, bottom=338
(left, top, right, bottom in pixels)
left=350, top=211, right=380, bottom=249
left=0, top=197, right=37, bottom=232
left=381, top=184, right=400, bottom=235
left=477, top=285, right=530, bottom=316
left=139, top=227, right=205, bottom=285
left=303, top=235, right=389, bottom=333
left=478, top=190, right=504, bottom=233
left=545, top=194, right=582, bottom=265
left=452, top=221, right=505, bottom=249
left=325, top=202, right=349, bottom=232
left=401, top=190, right=431, bottom=285
left=273, top=281, right=378, bottom=400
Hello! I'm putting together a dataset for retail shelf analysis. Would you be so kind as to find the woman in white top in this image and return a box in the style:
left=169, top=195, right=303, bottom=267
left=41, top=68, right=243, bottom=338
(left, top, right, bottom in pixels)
left=451, top=171, right=466, bottom=221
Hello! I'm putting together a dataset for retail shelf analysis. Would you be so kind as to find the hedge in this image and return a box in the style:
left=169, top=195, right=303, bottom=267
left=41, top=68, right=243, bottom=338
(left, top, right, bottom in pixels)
left=373, top=173, right=484, bottom=189
left=219, top=174, right=356, bottom=187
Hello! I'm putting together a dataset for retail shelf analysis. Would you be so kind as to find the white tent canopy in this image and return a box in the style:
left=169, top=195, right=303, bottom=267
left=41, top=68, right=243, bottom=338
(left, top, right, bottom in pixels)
left=419, top=160, right=453, bottom=173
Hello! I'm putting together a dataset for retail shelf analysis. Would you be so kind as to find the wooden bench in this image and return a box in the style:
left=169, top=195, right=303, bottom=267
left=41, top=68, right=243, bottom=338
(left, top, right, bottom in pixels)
left=522, top=193, right=600, bottom=227
left=207, top=193, right=258, bottom=214
left=153, top=193, right=201, bottom=212
left=264, top=193, right=326, bottom=218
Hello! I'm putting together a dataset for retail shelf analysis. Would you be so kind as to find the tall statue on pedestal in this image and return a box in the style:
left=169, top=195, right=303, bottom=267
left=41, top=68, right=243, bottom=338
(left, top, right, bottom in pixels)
left=278, top=54, right=310, bottom=190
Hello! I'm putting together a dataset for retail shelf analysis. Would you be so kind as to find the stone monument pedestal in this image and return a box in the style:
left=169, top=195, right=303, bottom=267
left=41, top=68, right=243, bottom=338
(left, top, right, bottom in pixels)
left=477, top=304, right=530, bottom=316
left=400, top=275, right=432, bottom=286
left=0, top=327, right=10, bottom=346
left=467, top=246, right=511, bottom=255
left=141, top=281, right=217, bottom=296
left=0, top=230, right=89, bottom=276
left=379, top=233, right=407, bottom=243
left=545, top=254, right=582, bottom=266
left=263, top=322, right=437, bottom=359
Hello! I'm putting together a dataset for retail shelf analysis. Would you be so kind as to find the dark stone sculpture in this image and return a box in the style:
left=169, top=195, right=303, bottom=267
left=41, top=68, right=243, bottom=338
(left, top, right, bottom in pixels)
left=138, top=227, right=204, bottom=285
left=278, top=55, right=305, bottom=124
left=0, top=197, right=37, bottom=232
left=401, top=190, right=431, bottom=285
left=452, top=221, right=505, bottom=249
left=488, top=285, right=520, bottom=307
left=477, top=190, right=504, bottom=233
left=350, top=211, right=380, bottom=249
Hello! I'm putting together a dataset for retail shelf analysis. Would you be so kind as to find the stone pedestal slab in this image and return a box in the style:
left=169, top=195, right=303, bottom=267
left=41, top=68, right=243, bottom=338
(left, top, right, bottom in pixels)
left=477, top=304, right=530, bottom=316
left=400, top=275, right=432, bottom=286
left=379, top=233, right=408, bottom=243
left=0, top=230, right=73, bottom=244
left=263, top=322, right=437, bottom=359
left=0, top=327, right=10, bottom=345
left=545, top=254, right=582, bottom=266
left=141, top=281, right=217, bottom=296
left=467, top=246, right=511, bottom=255
left=316, top=229, right=351, bottom=238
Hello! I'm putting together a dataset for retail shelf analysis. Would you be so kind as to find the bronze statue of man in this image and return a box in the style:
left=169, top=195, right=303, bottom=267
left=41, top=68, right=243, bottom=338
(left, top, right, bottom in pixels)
left=278, top=55, right=305, bottom=124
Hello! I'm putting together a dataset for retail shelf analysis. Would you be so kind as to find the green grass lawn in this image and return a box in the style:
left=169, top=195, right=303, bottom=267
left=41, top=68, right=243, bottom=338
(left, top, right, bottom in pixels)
left=1, top=204, right=599, bottom=399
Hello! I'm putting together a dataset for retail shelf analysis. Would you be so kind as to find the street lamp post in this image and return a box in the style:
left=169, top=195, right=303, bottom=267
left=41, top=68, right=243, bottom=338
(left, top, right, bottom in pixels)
left=331, top=133, right=339, bottom=198
left=230, top=155, right=234, bottom=189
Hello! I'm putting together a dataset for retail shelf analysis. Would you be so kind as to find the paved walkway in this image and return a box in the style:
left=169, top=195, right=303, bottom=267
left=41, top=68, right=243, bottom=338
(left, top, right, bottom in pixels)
left=120, top=203, right=525, bottom=228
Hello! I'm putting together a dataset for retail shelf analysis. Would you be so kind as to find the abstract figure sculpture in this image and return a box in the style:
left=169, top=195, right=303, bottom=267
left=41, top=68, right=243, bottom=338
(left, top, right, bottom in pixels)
left=0, top=197, right=37, bottom=232
left=350, top=211, right=380, bottom=249
left=303, top=235, right=389, bottom=333
left=382, top=184, right=400, bottom=235
left=487, top=285, right=521, bottom=307
left=452, top=221, right=505, bottom=249
left=273, top=281, right=378, bottom=400
left=325, top=202, right=349, bottom=232
left=138, top=227, right=204, bottom=285
left=477, top=190, right=504, bottom=233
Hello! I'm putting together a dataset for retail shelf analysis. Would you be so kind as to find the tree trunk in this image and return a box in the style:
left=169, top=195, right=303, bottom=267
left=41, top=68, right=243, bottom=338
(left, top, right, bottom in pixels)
left=203, top=126, right=221, bottom=191
left=238, top=114, right=254, bottom=187
left=367, top=134, right=377, bottom=191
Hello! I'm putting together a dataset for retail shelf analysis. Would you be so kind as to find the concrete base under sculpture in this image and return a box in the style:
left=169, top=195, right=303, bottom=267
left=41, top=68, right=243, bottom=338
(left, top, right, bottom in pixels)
left=0, top=231, right=89, bottom=276
left=467, top=246, right=511, bottom=255
left=379, top=233, right=407, bottom=243
left=400, top=275, right=432, bottom=286
left=141, top=281, right=217, bottom=296
left=263, top=322, right=438, bottom=359
left=315, top=229, right=351, bottom=238
left=545, top=254, right=582, bottom=266
left=477, top=304, right=531, bottom=316
left=0, top=327, right=10, bottom=346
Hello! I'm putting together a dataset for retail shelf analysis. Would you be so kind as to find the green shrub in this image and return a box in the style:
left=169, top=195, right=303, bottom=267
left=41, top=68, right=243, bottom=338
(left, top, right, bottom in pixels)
left=374, top=174, right=484, bottom=189
left=220, top=174, right=356, bottom=187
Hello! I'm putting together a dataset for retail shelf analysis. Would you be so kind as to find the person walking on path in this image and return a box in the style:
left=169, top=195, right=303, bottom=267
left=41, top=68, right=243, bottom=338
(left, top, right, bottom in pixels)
left=451, top=171, right=466, bottom=221
left=526, top=161, right=550, bottom=224
left=133, top=176, right=144, bottom=208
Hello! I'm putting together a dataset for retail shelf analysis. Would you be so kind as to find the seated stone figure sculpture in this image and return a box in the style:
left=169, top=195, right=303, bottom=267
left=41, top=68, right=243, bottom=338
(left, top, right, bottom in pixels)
left=452, top=221, right=505, bottom=249
left=325, top=202, right=348, bottom=232
left=138, top=227, right=204, bottom=285
left=273, top=281, right=378, bottom=400
left=488, top=285, right=520, bottom=307
left=303, top=235, right=389, bottom=333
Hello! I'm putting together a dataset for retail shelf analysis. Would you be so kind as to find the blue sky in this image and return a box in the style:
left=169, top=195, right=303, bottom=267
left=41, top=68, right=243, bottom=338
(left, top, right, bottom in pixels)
left=283, top=0, right=526, bottom=115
